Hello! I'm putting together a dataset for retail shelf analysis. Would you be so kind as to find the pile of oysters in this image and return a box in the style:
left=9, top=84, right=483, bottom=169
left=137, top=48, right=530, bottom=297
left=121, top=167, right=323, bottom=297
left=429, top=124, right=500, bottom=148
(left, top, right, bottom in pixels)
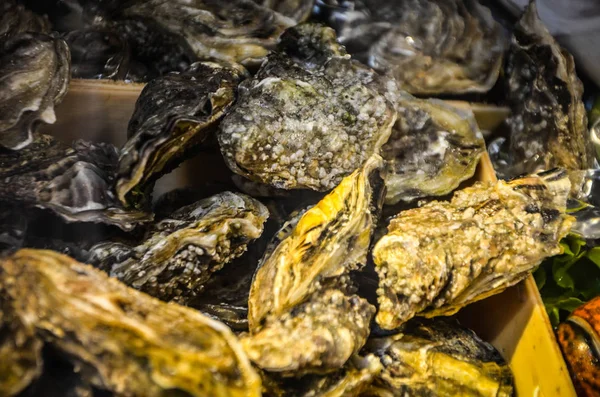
left=0, top=1, right=594, bottom=396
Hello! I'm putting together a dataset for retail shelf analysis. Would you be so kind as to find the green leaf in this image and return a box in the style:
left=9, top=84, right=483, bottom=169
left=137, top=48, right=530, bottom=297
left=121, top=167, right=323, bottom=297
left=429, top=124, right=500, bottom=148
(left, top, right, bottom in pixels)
left=586, top=248, right=600, bottom=268
left=568, top=236, right=587, bottom=257
left=534, top=266, right=547, bottom=290
left=546, top=305, right=561, bottom=327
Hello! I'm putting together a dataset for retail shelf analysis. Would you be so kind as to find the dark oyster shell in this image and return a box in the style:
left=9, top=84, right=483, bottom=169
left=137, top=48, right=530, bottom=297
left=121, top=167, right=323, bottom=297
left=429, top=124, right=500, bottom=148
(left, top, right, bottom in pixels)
left=373, top=169, right=574, bottom=329
left=0, top=1, right=51, bottom=38
left=116, top=61, right=246, bottom=208
left=219, top=24, right=397, bottom=191
left=0, top=33, right=70, bottom=150
left=0, top=249, right=262, bottom=396
left=382, top=97, right=485, bottom=204
left=253, top=0, right=315, bottom=22
left=0, top=134, right=151, bottom=231
left=319, top=0, right=506, bottom=95
left=63, top=29, right=131, bottom=80
left=363, top=318, right=514, bottom=396
left=94, top=192, right=269, bottom=305
left=492, top=1, right=595, bottom=178
left=122, top=0, right=295, bottom=67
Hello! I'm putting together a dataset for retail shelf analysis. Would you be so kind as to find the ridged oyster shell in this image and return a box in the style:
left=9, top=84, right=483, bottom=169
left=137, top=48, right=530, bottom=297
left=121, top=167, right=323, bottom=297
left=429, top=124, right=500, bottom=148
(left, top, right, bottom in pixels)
left=0, top=249, right=261, bottom=397
left=253, top=0, right=315, bottom=22
left=373, top=169, right=574, bottom=329
left=116, top=61, right=246, bottom=208
left=0, top=33, right=70, bottom=150
left=0, top=1, right=51, bottom=38
left=383, top=97, right=485, bottom=204
left=219, top=24, right=397, bottom=191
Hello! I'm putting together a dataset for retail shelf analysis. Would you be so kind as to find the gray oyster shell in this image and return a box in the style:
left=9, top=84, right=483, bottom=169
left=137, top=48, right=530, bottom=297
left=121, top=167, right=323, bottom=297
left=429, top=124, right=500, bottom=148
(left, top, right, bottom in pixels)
left=0, top=134, right=151, bottom=231
left=321, top=0, right=506, bottom=95
left=383, top=97, right=485, bottom=204
left=95, top=192, right=269, bottom=305
left=122, top=0, right=295, bottom=67
left=363, top=318, right=514, bottom=397
left=116, top=61, right=246, bottom=209
left=219, top=24, right=397, bottom=191
left=492, top=1, right=595, bottom=179
left=253, top=0, right=315, bottom=22
left=63, top=29, right=131, bottom=80
left=0, top=33, right=71, bottom=150
left=0, top=1, right=51, bottom=38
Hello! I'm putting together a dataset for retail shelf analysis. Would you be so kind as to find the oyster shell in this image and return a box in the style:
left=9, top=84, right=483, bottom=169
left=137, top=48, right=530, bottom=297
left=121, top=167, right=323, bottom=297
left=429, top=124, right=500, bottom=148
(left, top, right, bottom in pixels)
left=116, top=61, right=246, bottom=208
left=219, top=24, right=397, bottom=191
left=0, top=249, right=262, bottom=396
left=493, top=1, right=595, bottom=178
left=373, top=169, right=574, bottom=329
left=363, top=318, right=514, bottom=396
left=253, top=0, right=315, bottom=22
left=0, top=134, right=151, bottom=231
left=95, top=192, right=269, bottom=305
left=63, top=29, right=131, bottom=80
left=248, top=153, right=385, bottom=327
left=320, top=0, right=506, bottom=95
left=383, top=97, right=485, bottom=204
left=0, top=33, right=70, bottom=150
left=0, top=1, right=51, bottom=38
left=122, top=0, right=295, bottom=67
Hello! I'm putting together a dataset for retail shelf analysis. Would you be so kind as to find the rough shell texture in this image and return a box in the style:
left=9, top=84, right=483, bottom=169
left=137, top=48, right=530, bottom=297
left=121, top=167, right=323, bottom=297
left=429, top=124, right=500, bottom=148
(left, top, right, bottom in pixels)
left=248, top=154, right=385, bottom=328
left=0, top=249, right=261, bottom=397
left=0, top=1, right=51, bottom=38
left=0, top=134, right=151, bottom=231
left=253, top=0, right=315, bottom=22
left=557, top=296, right=600, bottom=397
left=373, top=169, right=574, bottom=329
left=0, top=33, right=70, bottom=150
left=363, top=318, right=514, bottom=396
left=493, top=1, right=595, bottom=178
left=116, top=61, right=246, bottom=208
left=99, top=192, right=269, bottom=305
left=322, top=0, right=506, bottom=95
left=242, top=289, right=375, bottom=374
left=219, top=24, right=397, bottom=191
left=382, top=97, right=485, bottom=204
left=122, top=0, right=295, bottom=67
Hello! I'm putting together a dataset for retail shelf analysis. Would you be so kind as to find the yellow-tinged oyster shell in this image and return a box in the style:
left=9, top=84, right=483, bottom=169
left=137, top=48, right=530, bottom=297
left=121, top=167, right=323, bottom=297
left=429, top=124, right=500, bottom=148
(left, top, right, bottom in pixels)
left=0, top=249, right=261, bottom=397
left=373, top=169, right=574, bottom=329
left=248, top=154, right=385, bottom=328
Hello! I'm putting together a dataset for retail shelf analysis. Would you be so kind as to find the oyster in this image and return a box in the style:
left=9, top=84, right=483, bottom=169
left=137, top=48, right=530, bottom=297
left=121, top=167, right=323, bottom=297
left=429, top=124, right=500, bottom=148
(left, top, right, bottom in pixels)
left=0, top=33, right=70, bottom=150
left=248, top=153, right=385, bottom=327
left=94, top=192, right=269, bottom=305
left=219, top=24, right=397, bottom=191
left=383, top=97, right=485, bottom=204
left=244, top=154, right=383, bottom=374
left=122, top=0, right=295, bottom=67
left=0, top=249, right=261, bottom=396
left=493, top=1, right=595, bottom=178
left=363, top=318, right=514, bottom=396
left=63, top=29, right=131, bottom=80
left=0, top=134, right=151, bottom=231
left=373, top=169, right=574, bottom=329
left=320, top=0, right=506, bottom=95
left=116, top=61, right=245, bottom=208
left=0, top=1, right=51, bottom=38
left=254, top=0, right=315, bottom=22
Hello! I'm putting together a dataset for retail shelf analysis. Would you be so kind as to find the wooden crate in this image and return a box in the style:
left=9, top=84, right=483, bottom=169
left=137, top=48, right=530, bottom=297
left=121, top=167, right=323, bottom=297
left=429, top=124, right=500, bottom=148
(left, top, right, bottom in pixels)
left=41, top=79, right=576, bottom=396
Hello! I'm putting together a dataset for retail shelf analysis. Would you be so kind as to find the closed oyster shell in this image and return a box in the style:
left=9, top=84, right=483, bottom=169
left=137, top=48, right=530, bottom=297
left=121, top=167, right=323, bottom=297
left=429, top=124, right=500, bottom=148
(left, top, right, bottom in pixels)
left=253, top=0, right=315, bottom=22
left=383, top=97, right=485, bottom=204
left=0, top=1, right=51, bottom=38
left=0, top=33, right=70, bottom=150
left=219, top=24, right=397, bottom=191
left=98, top=192, right=269, bottom=305
left=0, top=134, right=151, bottom=231
left=363, top=318, right=514, bottom=397
left=373, top=169, right=574, bottom=330
left=321, top=0, right=506, bottom=95
left=248, top=153, right=385, bottom=328
left=116, top=61, right=246, bottom=208
left=0, top=249, right=262, bottom=397
left=493, top=1, right=595, bottom=178
left=122, top=0, right=295, bottom=67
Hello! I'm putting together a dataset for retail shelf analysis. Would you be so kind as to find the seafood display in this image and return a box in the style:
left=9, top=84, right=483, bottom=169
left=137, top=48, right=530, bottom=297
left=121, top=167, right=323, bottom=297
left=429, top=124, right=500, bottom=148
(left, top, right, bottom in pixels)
left=3, top=0, right=600, bottom=395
